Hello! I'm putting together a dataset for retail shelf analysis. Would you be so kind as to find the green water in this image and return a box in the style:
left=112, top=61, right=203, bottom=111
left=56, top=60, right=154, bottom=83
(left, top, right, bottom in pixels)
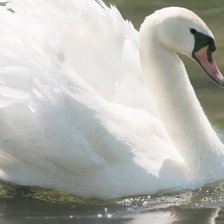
left=1, top=1, right=224, bottom=224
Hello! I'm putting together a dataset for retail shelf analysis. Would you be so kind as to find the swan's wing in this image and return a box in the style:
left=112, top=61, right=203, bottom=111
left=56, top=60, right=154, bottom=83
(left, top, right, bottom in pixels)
left=0, top=0, right=182, bottom=192
left=9, top=0, right=156, bottom=112
left=0, top=2, right=106, bottom=181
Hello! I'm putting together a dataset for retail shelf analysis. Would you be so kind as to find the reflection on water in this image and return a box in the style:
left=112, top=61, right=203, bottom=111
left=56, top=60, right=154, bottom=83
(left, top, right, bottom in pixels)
left=1, top=182, right=224, bottom=223
left=0, top=208, right=221, bottom=224
left=125, top=209, right=219, bottom=224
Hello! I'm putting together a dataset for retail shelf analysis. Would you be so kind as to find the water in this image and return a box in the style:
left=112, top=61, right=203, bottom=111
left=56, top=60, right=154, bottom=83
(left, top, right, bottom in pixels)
left=2, top=0, right=224, bottom=223
left=1, top=181, right=224, bottom=224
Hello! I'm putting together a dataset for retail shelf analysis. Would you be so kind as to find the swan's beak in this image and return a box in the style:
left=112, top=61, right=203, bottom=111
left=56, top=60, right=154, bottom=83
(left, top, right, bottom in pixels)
left=193, top=45, right=224, bottom=87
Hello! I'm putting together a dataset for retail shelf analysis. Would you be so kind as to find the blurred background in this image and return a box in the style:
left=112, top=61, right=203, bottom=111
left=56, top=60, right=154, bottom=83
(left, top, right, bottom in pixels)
left=104, top=0, right=224, bottom=130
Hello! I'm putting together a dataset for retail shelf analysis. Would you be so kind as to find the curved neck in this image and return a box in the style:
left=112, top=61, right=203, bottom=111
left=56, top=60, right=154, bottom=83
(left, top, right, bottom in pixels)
left=139, top=25, right=224, bottom=179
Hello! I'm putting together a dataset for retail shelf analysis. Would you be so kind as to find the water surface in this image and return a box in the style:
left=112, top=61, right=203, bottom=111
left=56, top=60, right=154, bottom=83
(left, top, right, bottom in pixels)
left=1, top=181, right=224, bottom=224
left=1, top=1, right=224, bottom=224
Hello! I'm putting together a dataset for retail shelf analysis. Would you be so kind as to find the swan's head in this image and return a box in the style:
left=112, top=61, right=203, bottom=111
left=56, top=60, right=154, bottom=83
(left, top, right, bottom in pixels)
left=141, top=7, right=224, bottom=86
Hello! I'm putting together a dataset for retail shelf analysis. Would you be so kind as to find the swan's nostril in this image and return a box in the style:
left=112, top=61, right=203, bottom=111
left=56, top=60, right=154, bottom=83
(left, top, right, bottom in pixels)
left=207, top=49, right=213, bottom=63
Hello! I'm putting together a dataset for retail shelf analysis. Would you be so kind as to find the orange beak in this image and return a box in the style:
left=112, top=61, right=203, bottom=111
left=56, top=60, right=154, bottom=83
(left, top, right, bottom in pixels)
left=193, top=45, right=224, bottom=87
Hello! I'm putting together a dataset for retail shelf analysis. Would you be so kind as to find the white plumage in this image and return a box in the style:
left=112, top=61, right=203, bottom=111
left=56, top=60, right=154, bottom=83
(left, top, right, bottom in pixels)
left=0, top=0, right=223, bottom=199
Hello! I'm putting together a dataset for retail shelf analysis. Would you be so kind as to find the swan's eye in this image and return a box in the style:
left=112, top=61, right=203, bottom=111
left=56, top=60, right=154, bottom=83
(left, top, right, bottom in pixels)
left=191, top=29, right=216, bottom=53
left=190, top=28, right=197, bottom=34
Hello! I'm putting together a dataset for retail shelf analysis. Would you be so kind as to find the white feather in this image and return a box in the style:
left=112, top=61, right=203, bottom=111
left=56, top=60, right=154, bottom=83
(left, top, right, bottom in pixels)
left=0, top=1, right=223, bottom=199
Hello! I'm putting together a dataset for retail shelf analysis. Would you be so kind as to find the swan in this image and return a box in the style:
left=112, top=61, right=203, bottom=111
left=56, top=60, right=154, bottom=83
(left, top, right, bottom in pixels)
left=0, top=0, right=223, bottom=199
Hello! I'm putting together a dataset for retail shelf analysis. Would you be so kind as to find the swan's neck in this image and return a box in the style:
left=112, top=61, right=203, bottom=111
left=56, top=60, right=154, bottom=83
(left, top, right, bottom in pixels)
left=139, top=25, right=224, bottom=180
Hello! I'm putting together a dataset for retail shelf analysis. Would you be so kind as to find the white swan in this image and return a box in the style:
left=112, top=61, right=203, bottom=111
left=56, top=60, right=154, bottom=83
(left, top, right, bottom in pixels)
left=0, top=0, right=223, bottom=199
